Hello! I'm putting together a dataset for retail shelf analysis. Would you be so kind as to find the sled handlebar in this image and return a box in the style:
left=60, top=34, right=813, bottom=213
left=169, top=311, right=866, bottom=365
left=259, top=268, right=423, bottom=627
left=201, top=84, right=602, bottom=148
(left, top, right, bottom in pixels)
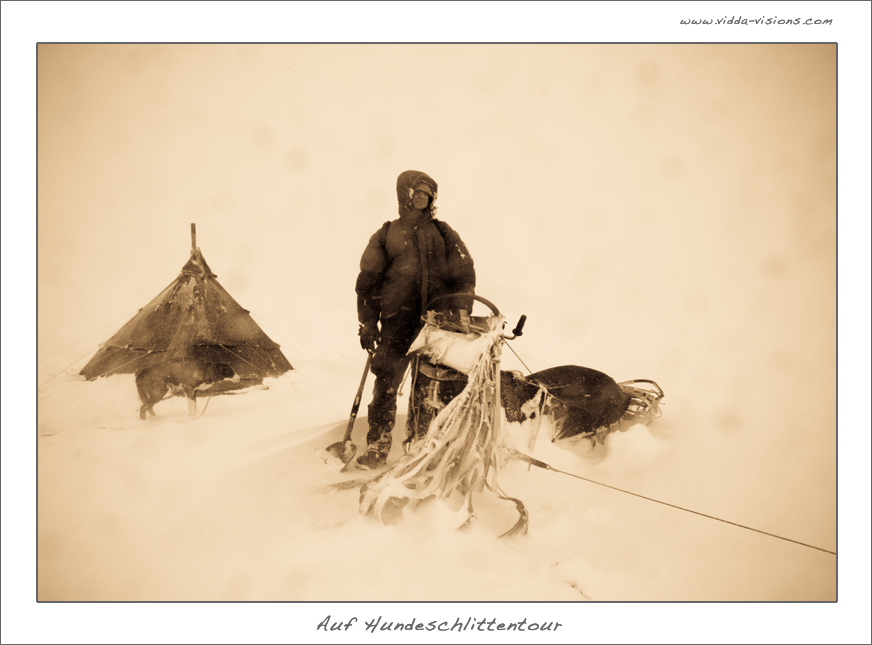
left=428, top=294, right=527, bottom=341
left=427, top=293, right=501, bottom=316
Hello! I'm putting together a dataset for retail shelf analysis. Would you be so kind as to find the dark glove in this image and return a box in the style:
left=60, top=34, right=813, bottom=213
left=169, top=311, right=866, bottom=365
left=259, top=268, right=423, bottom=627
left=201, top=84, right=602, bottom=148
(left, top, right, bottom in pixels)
left=359, top=323, right=379, bottom=352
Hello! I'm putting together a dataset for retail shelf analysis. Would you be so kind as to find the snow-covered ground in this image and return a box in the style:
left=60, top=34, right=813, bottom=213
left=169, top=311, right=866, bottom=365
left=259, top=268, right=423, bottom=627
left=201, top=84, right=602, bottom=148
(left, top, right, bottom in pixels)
left=36, top=351, right=837, bottom=603
left=5, top=7, right=871, bottom=643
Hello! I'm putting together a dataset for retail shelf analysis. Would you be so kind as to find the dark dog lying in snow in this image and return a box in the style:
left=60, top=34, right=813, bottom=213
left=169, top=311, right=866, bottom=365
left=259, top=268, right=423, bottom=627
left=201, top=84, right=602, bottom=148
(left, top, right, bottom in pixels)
left=500, top=365, right=633, bottom=440
left=135, top=358, right=239, bottom=420
left=416, top=362, right=642, bottom=441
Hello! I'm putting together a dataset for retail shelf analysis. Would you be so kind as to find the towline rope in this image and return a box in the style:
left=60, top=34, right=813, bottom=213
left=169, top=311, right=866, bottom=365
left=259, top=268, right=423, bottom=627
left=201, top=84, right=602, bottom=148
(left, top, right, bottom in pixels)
left=509, top=450, right=836, bottom=556
left=504, top=339, right=535, bottom=375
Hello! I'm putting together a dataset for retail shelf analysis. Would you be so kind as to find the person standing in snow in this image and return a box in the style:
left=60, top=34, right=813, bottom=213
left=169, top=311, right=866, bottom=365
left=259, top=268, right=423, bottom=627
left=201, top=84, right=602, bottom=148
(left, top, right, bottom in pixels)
left=355, top=170, right=476, bottom=469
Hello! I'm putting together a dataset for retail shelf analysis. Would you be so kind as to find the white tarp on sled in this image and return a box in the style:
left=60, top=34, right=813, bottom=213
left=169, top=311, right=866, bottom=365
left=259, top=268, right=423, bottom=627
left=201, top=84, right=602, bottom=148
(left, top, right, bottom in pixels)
left=406, top=316, right=504, bottom=375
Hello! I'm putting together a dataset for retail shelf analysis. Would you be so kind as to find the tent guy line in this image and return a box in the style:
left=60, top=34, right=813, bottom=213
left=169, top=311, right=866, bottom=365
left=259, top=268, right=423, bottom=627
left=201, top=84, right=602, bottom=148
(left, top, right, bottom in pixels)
left=38, top=305, right=346, bottom=385
left=38, top=347, right=101, bottom=392
left=37, top=380, right=86, bottom=403
left=38, top=311, right=142, bottom=368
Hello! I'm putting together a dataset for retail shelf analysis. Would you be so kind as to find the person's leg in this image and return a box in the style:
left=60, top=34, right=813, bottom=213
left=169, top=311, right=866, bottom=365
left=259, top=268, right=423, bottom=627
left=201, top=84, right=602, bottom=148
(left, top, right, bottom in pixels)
left=359, top=345, right=409, bottom=468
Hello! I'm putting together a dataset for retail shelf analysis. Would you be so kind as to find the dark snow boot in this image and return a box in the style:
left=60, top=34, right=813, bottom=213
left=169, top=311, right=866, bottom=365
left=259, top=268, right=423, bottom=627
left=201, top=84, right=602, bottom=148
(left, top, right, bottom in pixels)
left=356, top=448, right=387, bottom=470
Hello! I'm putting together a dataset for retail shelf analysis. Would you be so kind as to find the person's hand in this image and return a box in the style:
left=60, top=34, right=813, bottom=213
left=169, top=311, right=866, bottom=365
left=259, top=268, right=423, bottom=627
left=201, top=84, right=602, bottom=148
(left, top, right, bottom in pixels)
left=359, top=323, right=379, bottom=352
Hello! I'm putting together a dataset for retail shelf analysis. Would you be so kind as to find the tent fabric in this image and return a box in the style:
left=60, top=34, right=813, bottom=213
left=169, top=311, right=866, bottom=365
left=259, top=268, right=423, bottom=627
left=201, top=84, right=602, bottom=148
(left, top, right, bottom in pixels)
left=80, top=248, right=292, bottom=385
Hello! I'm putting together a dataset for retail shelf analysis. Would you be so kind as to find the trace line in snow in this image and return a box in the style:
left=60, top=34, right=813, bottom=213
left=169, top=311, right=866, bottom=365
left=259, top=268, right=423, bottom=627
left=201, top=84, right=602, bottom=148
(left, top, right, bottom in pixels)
left=511, top=450, right=837, bottom=556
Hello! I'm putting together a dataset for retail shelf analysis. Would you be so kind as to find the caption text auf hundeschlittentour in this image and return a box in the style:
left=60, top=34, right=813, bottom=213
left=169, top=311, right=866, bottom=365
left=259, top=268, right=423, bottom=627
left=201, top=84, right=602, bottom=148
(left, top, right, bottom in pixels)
left=317, top=615, right=562, bottom=633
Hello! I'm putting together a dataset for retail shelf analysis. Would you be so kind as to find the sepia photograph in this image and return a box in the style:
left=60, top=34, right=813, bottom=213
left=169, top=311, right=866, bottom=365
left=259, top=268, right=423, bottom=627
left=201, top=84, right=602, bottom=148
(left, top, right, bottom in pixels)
left=37, top=39, right=837, bottom=598
left=4, top=2, right=871, bottom=643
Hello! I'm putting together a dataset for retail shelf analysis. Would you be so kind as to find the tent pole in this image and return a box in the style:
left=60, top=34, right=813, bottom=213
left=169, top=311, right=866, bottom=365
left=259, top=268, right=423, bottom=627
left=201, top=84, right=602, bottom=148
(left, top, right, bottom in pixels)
left=191, top=223, right=197, bottom=250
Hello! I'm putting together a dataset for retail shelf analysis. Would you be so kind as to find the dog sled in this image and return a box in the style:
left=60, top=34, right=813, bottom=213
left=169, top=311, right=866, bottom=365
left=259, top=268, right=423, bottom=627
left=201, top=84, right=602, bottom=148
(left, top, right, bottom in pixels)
left=351, top=294, right=665, bottom=537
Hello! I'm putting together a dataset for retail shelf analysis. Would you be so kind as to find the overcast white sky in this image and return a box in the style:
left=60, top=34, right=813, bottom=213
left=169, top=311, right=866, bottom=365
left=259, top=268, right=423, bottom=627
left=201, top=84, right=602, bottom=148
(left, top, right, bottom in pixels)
left=5, top=2, right=872, bottom=644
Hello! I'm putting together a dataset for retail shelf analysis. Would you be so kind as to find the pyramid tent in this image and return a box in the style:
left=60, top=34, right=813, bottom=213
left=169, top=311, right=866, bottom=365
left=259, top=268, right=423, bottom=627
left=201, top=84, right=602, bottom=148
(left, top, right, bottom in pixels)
left=80, top=233, right=292, bottom=388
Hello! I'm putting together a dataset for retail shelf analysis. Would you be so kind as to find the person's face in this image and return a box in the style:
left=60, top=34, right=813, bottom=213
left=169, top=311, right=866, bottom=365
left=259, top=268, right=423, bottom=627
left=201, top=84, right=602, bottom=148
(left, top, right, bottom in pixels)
left=411, top=189, right=431, bottom=210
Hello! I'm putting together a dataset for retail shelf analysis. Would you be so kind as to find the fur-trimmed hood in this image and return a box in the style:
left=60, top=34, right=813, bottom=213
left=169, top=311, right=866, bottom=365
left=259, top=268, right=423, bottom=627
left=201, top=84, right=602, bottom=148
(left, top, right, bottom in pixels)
left=396, top=170, right=438, bottom=218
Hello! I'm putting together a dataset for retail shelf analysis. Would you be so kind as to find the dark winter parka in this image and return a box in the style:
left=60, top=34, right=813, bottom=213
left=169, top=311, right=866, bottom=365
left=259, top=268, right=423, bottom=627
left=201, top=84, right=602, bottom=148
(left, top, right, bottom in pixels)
left=356, top=171, right=476, bottom=346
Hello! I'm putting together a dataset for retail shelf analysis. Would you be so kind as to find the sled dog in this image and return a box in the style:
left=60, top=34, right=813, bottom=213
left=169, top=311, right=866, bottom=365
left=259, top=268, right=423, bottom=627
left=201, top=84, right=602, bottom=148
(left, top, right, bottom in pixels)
left=500, top=366, right=632, bottom=439
left=135, top=358, right=239, bottom=419
left=416, top=362, right=632, bottom=440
